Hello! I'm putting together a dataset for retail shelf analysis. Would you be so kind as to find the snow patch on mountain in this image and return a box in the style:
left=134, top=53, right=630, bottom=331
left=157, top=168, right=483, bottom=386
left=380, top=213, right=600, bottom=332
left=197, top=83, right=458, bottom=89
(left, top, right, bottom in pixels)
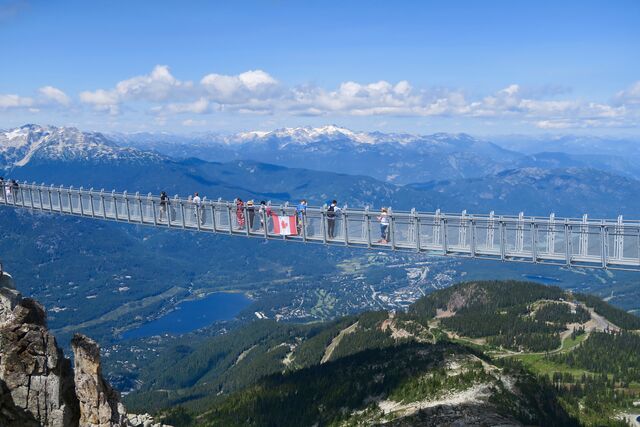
left=0, top=124, right=162, bottom=168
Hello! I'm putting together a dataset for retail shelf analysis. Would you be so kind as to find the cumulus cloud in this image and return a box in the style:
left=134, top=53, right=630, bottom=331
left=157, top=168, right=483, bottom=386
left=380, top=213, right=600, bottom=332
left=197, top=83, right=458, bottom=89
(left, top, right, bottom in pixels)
left=615, top=81, right=640, bottom=105
left=79, top=89, right=120, bottom=114
left=80, top=65, right=192, bottom=114
left=39, top=86, right=70, bottom=106
left=0, top=93, right=34, bottom=109
left=201, top=69, right=280, bottom=104
left=3, top=64, right=639, bottom=130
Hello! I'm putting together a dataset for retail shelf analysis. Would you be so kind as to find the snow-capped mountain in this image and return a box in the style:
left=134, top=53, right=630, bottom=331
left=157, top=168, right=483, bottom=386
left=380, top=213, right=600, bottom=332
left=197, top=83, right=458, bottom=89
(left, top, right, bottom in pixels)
left=111, top=126, right=522, bottom=184
left=0, top=124, right=161, bottom=169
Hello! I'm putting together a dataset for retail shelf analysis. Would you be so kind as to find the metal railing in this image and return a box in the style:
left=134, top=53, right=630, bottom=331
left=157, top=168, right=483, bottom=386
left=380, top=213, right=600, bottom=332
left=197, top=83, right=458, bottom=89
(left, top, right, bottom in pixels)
left=2, top=181, right=640, bottom=271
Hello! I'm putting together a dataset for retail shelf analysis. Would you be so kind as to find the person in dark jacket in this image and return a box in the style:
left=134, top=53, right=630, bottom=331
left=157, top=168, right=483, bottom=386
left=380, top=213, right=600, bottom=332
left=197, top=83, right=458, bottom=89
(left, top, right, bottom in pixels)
left=327, top=200, right=341, bottom=239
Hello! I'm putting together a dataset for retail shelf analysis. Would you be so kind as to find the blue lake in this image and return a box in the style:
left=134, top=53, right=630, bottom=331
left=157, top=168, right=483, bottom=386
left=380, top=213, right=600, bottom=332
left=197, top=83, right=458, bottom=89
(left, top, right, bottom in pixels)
left=122, top=292, right=251, bottom=340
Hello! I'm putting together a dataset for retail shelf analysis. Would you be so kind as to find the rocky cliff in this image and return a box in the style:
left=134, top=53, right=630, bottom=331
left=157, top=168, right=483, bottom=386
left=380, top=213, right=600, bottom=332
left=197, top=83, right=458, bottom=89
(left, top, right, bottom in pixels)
left=0, top=271, right=168, bottom=427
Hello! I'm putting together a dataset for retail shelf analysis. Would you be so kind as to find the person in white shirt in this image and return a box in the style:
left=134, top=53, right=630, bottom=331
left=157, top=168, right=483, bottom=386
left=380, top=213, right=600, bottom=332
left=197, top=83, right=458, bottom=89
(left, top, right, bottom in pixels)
left=192, top=192, right=202, bottom=224
left=377, top=207, right=390, bottom=244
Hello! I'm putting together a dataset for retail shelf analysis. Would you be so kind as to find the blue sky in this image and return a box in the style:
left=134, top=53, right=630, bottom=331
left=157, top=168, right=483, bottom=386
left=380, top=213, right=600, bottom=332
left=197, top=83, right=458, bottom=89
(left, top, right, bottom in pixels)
left=0, top=0, right=639, bottom=134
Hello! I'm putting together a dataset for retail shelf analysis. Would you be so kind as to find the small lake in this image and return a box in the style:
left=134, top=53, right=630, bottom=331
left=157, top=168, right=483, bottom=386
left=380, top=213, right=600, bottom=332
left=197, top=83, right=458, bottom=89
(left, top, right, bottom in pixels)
left=522, top=274, right=562, bottom=285
left=122, top=292, right=251, bottom=340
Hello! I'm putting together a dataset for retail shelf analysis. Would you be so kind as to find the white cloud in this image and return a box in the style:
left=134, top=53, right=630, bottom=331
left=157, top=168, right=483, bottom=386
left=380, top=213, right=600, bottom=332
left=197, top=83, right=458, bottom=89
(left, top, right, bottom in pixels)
left=200, top=70, right=280, bottom=105
left=39, top=86, right=70, bottom=106
left=79, top=89, right=120, bottom=114
left=0, top=93, right=34, bottom=109
left=115, top=65, right=192, bottom=101
left=5, top=64, right=638, bottom=130
left=80, top=65, right=192, bottom=114
left=615, top=81, right=640, bottom=105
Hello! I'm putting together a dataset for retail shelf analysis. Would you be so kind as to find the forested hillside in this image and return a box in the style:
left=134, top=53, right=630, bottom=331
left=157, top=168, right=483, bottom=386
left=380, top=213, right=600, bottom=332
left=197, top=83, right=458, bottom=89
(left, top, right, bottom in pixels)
left=123, top=280, right=640, bottom=426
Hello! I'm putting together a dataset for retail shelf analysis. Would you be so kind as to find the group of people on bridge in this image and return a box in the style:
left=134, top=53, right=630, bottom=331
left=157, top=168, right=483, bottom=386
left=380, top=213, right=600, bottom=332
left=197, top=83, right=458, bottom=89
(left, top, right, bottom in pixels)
left=0, top=177, right=392, bottom=243
left=157, top=190, right=392, bottom=243
left=0, top=177, right=21, bottom=204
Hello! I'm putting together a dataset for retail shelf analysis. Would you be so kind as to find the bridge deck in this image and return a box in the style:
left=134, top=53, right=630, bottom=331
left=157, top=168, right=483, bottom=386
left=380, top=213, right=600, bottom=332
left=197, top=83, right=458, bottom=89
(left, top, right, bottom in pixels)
left=2, top=182, right=640, bottom=271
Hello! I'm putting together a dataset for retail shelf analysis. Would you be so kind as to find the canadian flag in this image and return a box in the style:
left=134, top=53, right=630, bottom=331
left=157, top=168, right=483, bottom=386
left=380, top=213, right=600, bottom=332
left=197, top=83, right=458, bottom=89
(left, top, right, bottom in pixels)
left=272, top=214, right=298, bottom=236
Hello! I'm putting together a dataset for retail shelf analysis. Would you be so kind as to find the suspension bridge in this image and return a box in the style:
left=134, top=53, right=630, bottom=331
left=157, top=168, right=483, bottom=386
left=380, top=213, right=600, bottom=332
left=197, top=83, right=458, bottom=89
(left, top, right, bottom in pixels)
left=2, top=181, right=640, bottom=271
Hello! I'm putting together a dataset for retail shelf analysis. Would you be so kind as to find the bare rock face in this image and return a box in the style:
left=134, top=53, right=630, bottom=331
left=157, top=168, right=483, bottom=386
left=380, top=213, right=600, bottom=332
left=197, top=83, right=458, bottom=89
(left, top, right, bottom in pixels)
left=0, top=272, right=79, bottom=427
left=72, top=334, right=129, bottom=427
left=0, top=271, right=171, bottom=427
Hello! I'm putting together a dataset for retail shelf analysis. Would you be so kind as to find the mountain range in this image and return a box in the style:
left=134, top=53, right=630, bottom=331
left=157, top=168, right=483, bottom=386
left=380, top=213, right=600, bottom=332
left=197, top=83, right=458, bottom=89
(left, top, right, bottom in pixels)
left=2, top=124, right=639, bottom=217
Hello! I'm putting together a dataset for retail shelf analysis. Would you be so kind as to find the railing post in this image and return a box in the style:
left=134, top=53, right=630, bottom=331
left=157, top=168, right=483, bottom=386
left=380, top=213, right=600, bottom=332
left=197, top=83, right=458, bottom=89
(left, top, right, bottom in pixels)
left=516, top=212, right=524, bottom=253
left=459, top=210, right=467, bottom=249
left=413, top=208, right=420, bottom=252
left=343, top=204, right=349, bottom=246
left=37, top=183, right=44, bottom=210
left=548, top=213, right=556, bottom=254
left=531, top=220, right=538, bottom=263
left=148, top=193, right=157, bottom=226
left=433, top=209, right=441, bottom=245
left=365, top=206, right=371, bottom=248
left=389, top=207, right=396, bottom=250
left=301, top=206, right=307, bottom=243
left=112, top=190, right=118, bottom=219
left=58, top=185, right=64, bottom=213
left=470, top=216, right=476, bottom=257
left=487, top=211, right=495, bottom=249
left=47, top=185, right=53, bottom=211
left=89, top=188, right=95, bottom=217
left=281, top=203, right=288, bottom=240
left=123, top=191, right=131, bottom=222
left=321, top=204, right=328, bottom=243
left=136, top=192, right=144, bottom=224
left=442, top=214, right=448, bottom=254
left=601, top=220, right=608, bottom=268
left=614, top=215, right=624, bottom=260
left=79, top=187, right=85, bottom=215
left=499, top=216, right=505, bottom=261
left=180, top=200, right=186, bottom=229
left=244, top=204, right=250, bottom=236
left=579, top=214, right=589, bottom=256
left=227, top=201, right=234, bottom=233
left=210, top=202, right=216, bottom=232
left=100, top=190, right=106, bottom=218
left=67, top=185, right=74, bottom=214
left=20, top=181, right=27, bottom=208
left=195, top=198, right=202, bottom=231
left=28, top=182, right=35, bottom=209
left=564, top=219, right=571, bottom=266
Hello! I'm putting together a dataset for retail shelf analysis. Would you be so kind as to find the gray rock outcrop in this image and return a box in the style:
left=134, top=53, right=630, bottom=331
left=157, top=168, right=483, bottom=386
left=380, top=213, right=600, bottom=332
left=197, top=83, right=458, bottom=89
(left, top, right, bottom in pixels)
left=0, top=271, right=170, bottom=427
left=0, top=272, right=79, bottom=427
left=72, top=334, right=128, bottom=427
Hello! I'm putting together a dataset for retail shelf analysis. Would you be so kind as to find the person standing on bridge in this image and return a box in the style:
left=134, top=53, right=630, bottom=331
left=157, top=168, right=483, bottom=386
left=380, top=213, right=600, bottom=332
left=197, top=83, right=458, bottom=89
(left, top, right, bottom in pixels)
left=296, top=199, right=307, bottom=234
left=10, top=180, right=19, bottom=203
left=247, top=200, right=256, bottom=230
left=258, top=201, right=271, bottom=232
left=192, top=192, right=202, bottom=224
left=236, top=198, right=245, bottom=229
left=327, top=200, right=341, bottom=239
left=159, top=191, right=169, bottom=221
left=377, top=208, right=390, bottom=244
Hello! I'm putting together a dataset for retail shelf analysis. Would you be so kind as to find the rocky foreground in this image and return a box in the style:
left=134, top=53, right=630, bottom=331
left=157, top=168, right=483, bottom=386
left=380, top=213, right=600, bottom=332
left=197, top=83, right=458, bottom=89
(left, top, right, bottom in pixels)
left=0, top=271, right=169, bottom=427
